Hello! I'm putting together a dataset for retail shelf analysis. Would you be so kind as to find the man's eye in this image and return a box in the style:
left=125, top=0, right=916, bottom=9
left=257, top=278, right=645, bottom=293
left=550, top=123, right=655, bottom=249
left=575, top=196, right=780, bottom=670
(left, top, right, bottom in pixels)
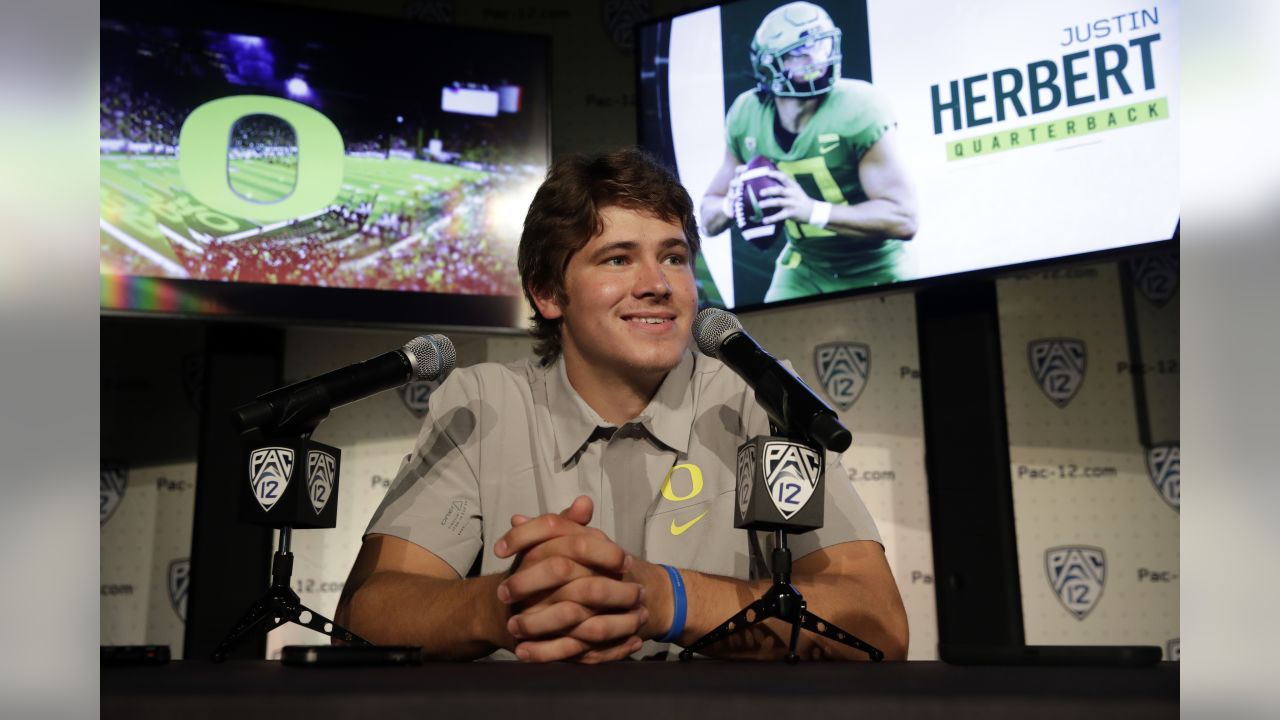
left=664, top=254, right=687, bottom=266
left=605, top=256, right=628, bottom=266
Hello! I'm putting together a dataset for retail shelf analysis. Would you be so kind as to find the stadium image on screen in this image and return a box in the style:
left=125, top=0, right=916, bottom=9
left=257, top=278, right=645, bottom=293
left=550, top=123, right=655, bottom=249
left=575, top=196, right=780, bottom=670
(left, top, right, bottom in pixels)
left=100, top=13, right=548, bottom=304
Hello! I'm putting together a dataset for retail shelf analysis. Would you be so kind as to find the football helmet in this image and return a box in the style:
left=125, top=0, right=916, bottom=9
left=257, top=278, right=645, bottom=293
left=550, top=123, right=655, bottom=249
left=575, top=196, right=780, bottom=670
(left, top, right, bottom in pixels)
left=750, top=2, right=843, bottom=98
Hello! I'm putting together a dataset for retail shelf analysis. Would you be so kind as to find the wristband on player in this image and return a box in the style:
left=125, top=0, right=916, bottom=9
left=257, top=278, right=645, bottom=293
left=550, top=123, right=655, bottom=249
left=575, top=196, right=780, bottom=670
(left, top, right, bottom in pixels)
left=657, top=564, right=687, bottom=643
left=808, top=201, right=833, bottom=229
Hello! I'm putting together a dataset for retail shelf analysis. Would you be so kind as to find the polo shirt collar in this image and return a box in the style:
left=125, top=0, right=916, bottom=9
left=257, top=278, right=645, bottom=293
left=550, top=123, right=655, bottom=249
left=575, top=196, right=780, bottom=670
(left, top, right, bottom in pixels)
left=547, top=350, right=696, bottom=465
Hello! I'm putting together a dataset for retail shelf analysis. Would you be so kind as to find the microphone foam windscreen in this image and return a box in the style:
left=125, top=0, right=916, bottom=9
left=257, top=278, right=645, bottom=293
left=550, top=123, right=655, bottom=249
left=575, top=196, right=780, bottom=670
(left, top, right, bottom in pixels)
left=693, top=308, right=742, bottom=358
left=403, top=335, right=441, bottom=380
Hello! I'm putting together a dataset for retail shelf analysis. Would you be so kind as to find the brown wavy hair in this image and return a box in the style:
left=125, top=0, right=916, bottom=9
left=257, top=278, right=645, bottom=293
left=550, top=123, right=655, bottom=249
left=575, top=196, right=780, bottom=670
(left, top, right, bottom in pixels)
left=518, top=147, right=700, bottom=363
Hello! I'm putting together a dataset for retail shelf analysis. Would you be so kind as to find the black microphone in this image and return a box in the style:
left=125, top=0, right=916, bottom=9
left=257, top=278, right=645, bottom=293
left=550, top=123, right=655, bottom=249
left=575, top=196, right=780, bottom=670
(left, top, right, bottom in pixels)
left=694, top=308, right=850, bottom=453
left=234, top=334, right=456, bottom=432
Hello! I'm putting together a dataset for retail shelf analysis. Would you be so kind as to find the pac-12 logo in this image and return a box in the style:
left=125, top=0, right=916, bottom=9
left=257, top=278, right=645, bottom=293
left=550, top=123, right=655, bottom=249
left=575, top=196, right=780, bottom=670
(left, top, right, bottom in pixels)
left=736, top=443, right=757, bottom=521
left=168, top=558, right=190, bottom=622
left=400, top=380, right=439, bottom=418
left=762, top=441, right=821, bottom=520
left=1046, top=545, right=1106, bottom=620
left=1166, top=638, right=1179, bottom=661
left=1129, top=253, right=1179, bottom=307
left=100, top=461, right=128, bottom=526
left=815, top=342, right=869, bottom=411
left=249, top=447, right=294, bottom=512
left=1145, top=443, right=1179, bottom=511
left=307, top=450, right=336, bottom=515
left=1028, top=338, right=1087, bottom=408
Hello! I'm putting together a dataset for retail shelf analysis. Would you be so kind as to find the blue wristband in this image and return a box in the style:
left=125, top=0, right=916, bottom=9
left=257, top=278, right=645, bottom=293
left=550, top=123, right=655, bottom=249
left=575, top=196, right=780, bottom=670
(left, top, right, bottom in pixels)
left=657, top=564, right=686, bottom=643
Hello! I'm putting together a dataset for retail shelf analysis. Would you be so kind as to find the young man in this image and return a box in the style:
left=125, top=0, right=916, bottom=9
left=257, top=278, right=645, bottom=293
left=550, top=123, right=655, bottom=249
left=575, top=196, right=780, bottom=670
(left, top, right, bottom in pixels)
left=336, top=148, right=907, bottom=662
left=702, top=1, right=918, bottom=303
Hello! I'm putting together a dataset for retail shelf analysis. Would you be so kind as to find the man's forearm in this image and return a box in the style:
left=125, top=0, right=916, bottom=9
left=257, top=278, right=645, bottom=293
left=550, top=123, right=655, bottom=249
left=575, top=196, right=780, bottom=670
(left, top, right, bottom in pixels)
left=634, top=562, right=908, bottom=661
left=701, top=195, right=733, bottom=236
left=340, top=571, right=512, bottom=661
left=825, top=198, right=917, bottom=241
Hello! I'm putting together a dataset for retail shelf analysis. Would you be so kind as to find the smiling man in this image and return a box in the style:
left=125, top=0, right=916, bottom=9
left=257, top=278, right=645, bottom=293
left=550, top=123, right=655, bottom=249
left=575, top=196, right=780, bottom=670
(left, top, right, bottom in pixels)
left=335, top=148, right=907, bottom=662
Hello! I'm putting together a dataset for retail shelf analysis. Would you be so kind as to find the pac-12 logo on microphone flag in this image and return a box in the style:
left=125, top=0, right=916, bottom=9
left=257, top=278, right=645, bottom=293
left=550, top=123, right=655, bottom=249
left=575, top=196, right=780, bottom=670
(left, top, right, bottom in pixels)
left=736, top=443, right=757, bottom=521
left=1129, top=253, right=1179, bottom=308
left=100, top=460, right=128, bottom=526
left=762, top=441, right=821, bottom=520
left=1046, top=546, right=1106, bottom=620
left=814, top=342, right=869, bottom=411
left=1145, top=443, right=1179, bottom=511
left=307, top=450, right=336, bottom=514
left=1028, top=338, right=1087, bottom=408
left=400, top=380, right=439, bottom=418
left=168, top=558, right=190, bottom=622
left=250, top=447, right=294, bottom=512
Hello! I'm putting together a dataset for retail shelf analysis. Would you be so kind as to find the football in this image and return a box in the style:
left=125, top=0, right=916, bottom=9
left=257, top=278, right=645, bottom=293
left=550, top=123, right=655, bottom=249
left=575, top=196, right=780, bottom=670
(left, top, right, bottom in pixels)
left=734, top=155, right=785, bottom=249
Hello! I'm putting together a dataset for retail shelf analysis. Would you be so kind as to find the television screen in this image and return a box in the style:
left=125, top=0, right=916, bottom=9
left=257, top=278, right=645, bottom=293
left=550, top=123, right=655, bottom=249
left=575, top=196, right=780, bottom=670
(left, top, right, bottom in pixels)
left=638, top=0, right=1179, bottom=310
left=100, top=3, right=548, bottom=327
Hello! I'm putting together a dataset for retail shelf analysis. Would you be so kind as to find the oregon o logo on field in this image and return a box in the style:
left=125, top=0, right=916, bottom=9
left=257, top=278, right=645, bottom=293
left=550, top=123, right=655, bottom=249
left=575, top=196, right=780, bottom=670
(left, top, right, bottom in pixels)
left=179, top=95, right=344, bottom=222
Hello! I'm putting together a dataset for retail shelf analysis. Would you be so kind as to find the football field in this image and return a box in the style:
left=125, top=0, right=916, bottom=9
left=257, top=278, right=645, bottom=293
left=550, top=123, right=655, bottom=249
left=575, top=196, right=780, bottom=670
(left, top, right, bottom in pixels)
left=100, top=153, right=487, bottom=273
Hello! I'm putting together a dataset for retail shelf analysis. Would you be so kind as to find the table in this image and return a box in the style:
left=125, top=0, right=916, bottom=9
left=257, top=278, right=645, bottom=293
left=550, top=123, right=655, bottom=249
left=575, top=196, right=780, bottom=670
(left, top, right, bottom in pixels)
left=103, top=659, right=1178, bottom=719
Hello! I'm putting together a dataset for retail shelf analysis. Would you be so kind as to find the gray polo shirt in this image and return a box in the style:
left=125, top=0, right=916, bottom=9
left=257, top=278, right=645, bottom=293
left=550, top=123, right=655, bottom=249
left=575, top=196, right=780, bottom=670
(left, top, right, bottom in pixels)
left=366, top=349, right=881, bottom=654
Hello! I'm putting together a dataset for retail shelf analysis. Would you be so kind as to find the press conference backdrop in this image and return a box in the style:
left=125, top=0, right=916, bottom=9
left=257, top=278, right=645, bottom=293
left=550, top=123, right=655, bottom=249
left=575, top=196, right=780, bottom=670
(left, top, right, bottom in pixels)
left=100, top=253, right=1177, bottom=661
left=997, top=256, right=1179, bottom=658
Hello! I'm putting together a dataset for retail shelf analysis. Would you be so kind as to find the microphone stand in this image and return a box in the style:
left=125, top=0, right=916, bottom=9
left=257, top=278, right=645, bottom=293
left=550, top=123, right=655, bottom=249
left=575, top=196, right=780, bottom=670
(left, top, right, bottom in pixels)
left=678, top=424, right=883, bottom=664
left=212, top=388, right=370, bottom=662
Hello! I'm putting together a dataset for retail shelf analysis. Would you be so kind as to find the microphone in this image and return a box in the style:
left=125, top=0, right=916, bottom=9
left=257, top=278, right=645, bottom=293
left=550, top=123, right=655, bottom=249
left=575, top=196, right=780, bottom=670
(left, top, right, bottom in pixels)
left=234, top=334, right=456, bottom=432
left=693, top=308, right=850, bottom=453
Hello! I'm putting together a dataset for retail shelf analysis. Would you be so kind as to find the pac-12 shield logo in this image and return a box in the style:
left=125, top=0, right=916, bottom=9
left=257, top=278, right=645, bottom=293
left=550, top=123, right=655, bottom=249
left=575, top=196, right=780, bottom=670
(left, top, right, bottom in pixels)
left=1145, top=443, right=1179, bottom=511
left=762, top=441, right=821, bottom=520
left=1129, top=253, right=1179, bottom=308
left=249, top=447, right=294, bottom=512
left=399, top=380, right=439, bottom=418
left=100, top=461, right=128, bottom=526
left=1166, top=638, right=1179, bottom=661
left=736, top=443, right=757, bottom=521
left=168, top=558, right=190, bottom=622
left=1046, top=546, right=1106, bottom=620
left=815, top=342, right=869, bottom=411
left=1028, top=338, right=1087, bottom=408
left=307, top=450, right=336, bottom=515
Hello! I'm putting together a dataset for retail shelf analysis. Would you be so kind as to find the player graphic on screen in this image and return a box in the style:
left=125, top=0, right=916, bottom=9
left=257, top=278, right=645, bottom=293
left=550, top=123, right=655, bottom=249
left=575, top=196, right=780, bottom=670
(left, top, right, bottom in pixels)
left=702, top=1, right=918, bottom=303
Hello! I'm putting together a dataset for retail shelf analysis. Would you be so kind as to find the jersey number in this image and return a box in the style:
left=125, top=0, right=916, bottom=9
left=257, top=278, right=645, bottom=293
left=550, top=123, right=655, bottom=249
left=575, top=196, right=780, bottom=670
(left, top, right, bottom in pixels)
left=776, top=156, right=845, bottom=239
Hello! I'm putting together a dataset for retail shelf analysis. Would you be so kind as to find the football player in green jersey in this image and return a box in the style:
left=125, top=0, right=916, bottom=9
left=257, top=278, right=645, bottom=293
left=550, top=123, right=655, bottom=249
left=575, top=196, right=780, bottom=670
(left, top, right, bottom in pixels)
left=702, top=1, right=918, bottom=303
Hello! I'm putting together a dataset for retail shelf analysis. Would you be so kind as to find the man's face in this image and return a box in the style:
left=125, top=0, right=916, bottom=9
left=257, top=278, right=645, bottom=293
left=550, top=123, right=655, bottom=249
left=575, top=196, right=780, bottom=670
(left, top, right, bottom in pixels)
left=784, top=37, right=834, bottom=82
left=533, top=205, right=697, bottom=382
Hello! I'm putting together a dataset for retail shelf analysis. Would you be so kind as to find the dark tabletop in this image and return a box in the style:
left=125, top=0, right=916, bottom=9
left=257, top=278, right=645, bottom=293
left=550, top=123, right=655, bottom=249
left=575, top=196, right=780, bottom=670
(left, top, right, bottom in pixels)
left=102, top=659, right=1178, bottom=719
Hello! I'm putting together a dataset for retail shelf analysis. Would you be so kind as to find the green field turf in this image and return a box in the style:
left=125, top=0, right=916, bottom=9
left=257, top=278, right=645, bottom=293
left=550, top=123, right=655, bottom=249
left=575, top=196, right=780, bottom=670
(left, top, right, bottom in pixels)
left=100, top=153, right=487, bottom=266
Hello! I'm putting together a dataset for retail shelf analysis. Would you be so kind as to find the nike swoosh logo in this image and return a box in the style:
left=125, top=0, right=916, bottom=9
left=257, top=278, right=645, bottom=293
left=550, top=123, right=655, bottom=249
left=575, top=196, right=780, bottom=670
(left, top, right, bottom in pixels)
left=820, top=143, right=838, bottom=154
left=670, top=511, right=708, bottom=536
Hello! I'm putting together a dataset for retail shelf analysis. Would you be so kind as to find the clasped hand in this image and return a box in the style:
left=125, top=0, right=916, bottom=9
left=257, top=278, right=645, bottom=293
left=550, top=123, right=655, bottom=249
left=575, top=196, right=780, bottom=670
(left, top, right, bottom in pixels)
left=493, top=496, right=649, bottom=663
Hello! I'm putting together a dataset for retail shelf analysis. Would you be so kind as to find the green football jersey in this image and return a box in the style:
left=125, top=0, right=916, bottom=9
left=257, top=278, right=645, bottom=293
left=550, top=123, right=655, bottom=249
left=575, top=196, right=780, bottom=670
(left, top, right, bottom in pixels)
left=726, top=78, right=900, bottom=274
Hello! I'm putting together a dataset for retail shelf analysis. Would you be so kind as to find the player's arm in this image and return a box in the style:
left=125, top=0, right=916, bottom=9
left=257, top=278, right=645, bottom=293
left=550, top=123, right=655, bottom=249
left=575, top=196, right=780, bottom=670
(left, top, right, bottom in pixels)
left=759, top=128, right=919, bottom=242
left=701, top=147, right=744, bottom=237
left=634, top=540, right=909, bottom=661
left=333, top=534, right=514, bottom=660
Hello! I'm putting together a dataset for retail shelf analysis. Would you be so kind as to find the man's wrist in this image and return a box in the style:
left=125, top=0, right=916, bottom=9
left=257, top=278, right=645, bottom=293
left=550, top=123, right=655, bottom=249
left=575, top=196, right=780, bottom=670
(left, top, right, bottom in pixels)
left=630, top=559, right=673, bottom=641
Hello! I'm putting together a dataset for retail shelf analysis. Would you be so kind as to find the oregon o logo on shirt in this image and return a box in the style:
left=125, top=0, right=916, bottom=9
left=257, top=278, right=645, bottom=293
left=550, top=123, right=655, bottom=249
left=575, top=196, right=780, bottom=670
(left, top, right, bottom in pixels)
left=661, top=463, right=703, bottom=502
left=178, top=95, right=344, bottom=223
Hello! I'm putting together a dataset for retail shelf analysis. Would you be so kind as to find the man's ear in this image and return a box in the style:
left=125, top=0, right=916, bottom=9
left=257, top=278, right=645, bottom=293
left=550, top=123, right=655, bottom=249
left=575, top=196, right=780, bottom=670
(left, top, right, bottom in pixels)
left=528, top=284, right=563, bottom=321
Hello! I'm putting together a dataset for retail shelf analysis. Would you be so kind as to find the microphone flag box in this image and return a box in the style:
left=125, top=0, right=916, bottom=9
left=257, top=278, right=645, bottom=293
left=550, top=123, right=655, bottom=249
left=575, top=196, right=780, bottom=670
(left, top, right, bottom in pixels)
left=734, top=437, right=825, bottom=533
left=241, top=437, right=341, bottom=529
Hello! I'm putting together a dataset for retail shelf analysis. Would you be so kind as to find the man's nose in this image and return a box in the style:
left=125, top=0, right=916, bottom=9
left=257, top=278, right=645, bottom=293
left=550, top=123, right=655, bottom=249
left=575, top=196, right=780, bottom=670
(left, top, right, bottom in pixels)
left=634, top=259, right=672, bottom=298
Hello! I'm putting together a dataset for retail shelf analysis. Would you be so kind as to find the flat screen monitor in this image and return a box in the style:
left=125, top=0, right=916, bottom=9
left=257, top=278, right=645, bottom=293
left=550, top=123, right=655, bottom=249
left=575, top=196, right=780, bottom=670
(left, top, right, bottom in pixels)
left=100, top=2, right=549, bottom=328
left=637, top=0, right=1179, bottom=310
